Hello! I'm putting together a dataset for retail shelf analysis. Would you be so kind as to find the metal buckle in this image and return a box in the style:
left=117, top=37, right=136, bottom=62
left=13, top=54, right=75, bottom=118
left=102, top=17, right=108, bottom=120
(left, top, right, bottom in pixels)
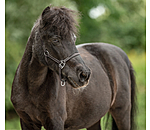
left=59, top=60, right=66, bottom=69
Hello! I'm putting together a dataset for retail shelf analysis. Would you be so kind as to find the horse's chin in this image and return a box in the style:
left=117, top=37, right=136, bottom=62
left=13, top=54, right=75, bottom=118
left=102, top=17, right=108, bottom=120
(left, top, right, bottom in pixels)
left=67, top=77, right=89, bottom=89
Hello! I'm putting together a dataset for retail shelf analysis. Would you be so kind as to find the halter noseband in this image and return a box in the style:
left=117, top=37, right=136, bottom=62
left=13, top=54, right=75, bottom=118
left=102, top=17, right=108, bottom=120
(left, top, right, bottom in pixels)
left=43, top=46, right=80, bottom=86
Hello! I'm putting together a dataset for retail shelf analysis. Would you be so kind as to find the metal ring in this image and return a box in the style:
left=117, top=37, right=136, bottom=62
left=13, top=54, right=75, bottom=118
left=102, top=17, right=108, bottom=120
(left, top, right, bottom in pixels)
left=61, top=80, right=65, bottom=86
left=44, top=50, right=49, bottom=57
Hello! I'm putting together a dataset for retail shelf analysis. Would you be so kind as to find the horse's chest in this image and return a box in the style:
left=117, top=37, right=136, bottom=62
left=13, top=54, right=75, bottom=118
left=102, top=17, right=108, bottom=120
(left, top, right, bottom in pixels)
left=23, top=95, right=67, bottom=125
left=23, top=102, right=42, bottom=122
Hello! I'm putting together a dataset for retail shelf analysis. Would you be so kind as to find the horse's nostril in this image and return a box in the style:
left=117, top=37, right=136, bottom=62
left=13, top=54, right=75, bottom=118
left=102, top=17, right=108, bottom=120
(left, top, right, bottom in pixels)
left=78, top=71, right=90, bottom=83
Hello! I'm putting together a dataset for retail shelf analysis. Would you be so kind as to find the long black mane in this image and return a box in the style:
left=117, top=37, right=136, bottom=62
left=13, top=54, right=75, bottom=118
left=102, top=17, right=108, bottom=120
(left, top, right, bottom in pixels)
left=33, top=6, right=79, bottom=40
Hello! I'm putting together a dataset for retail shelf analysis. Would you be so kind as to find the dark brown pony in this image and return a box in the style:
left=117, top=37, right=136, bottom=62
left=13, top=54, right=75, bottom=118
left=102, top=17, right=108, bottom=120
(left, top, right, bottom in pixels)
left=11, top=5, right=136, bottom=130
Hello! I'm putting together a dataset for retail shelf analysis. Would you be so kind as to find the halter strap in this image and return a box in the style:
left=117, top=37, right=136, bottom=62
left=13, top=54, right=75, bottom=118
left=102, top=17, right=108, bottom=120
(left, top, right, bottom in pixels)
left=43, top=45, right=80, bottom=86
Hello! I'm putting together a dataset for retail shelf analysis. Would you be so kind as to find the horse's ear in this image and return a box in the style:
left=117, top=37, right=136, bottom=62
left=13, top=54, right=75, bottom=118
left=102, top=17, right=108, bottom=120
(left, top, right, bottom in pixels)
left=40, top=6, right=51, bottom=28
left=42, top=6, right=50, bottom=19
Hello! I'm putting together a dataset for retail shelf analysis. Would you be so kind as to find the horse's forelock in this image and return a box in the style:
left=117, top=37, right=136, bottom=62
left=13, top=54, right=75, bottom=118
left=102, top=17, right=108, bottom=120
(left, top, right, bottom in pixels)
left=39, top=6, right=79, bottom=39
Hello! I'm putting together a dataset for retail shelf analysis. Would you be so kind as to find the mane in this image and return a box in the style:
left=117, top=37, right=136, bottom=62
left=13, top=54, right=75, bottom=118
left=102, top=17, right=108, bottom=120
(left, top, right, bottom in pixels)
left=33, top=5, right=80, bottom=39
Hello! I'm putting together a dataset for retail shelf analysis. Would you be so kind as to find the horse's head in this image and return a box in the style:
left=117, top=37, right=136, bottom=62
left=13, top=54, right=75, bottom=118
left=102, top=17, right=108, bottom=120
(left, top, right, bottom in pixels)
left=32, top=6, right=91, bottom=88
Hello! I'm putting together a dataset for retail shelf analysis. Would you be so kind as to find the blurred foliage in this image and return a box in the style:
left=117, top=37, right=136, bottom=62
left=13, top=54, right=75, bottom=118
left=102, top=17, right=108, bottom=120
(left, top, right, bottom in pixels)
left=73, top=0, right=146, bottom=51
left=6, top=0, right=145, bottom=127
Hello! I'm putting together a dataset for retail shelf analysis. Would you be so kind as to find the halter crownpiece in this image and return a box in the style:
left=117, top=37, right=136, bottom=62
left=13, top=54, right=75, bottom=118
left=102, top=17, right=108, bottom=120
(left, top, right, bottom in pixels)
left=43, top=47, right=80, bottom=86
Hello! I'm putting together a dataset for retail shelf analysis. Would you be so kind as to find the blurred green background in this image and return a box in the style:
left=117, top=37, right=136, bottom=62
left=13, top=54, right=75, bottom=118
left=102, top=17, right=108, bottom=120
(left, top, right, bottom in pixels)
left=5, top=0, right=146, bottom=129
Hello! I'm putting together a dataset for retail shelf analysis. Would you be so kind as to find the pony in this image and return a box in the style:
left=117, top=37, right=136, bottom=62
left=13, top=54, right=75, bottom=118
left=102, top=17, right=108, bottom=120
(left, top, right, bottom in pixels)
left=11, top=5, right=136, bottom=130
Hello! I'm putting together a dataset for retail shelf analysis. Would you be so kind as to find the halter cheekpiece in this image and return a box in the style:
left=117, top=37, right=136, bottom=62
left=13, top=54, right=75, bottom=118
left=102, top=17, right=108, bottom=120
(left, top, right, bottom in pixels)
left=43, top=46, right=80, bottom=86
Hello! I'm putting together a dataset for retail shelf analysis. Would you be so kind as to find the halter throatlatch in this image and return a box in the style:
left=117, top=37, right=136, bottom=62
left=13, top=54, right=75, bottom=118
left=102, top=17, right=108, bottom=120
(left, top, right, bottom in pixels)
left=43, top=47, right=80, bottom=86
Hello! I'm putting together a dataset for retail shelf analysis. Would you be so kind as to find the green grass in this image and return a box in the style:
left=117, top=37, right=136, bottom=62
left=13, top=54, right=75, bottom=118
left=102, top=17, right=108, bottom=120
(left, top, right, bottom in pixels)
left=5, top=51, right=146, bottom=130
left=5, top=118, right=45, bottom=130
left=5, top=118, right=21, bottom=130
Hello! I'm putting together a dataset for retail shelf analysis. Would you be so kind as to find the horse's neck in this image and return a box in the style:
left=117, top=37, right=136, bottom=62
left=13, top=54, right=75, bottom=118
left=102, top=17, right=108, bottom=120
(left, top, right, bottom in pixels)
left=27, top=56, right=48, bottom=92
left=17, top=33, right=49, bottom=93
left=17, top=32, right=60, bottom=96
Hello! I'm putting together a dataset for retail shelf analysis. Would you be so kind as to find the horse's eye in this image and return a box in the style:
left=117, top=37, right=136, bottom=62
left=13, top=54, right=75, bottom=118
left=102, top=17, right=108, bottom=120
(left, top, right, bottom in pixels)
left=53, top=39, right=59, bottom=43
left=52, top=38, right=61, bottom=46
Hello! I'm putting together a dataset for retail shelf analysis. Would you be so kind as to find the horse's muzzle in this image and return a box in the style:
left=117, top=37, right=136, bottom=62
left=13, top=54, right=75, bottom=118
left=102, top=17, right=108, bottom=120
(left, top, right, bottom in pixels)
left=67, top=65, right=91, bottom=88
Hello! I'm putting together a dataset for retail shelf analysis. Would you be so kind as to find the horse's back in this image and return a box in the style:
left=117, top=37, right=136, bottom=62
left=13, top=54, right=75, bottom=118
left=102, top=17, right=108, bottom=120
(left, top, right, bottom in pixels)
left=77, top=43, right=130, bottom=67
